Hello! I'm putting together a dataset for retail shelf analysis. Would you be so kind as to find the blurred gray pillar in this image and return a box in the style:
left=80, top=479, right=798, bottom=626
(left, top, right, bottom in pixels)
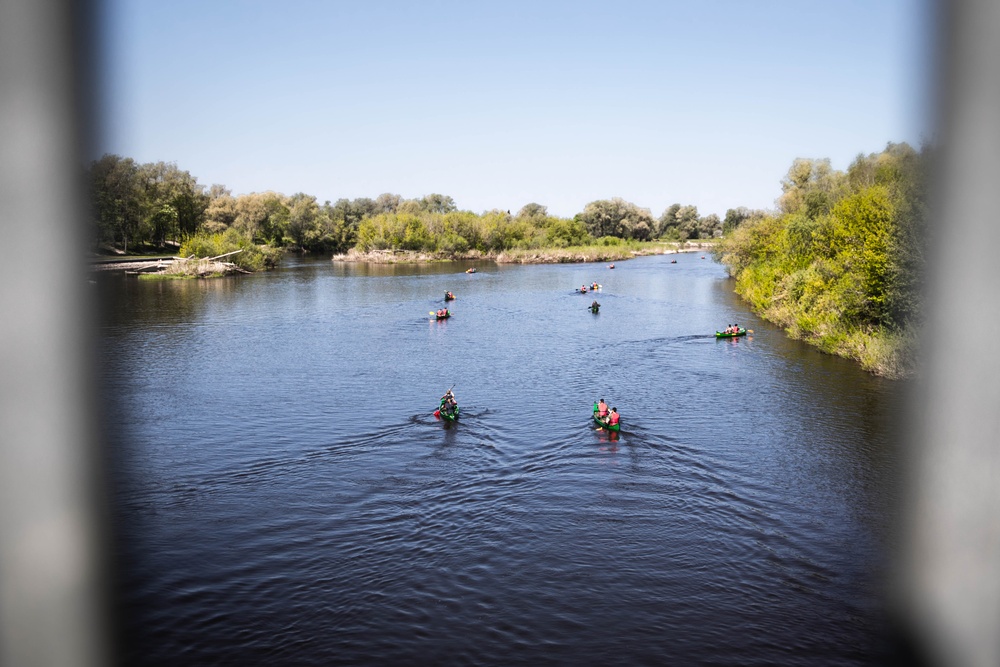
left=902, top=1, right=1000, bottom=667
left=0, top=0, right=108, bottom=666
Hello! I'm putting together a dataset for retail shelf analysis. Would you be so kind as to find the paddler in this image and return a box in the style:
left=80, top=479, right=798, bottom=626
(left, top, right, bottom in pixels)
left=440, top=389, right=457, bottom=416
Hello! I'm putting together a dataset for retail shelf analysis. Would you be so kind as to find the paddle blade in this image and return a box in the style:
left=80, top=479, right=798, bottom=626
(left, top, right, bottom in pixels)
left=434, top=409, right=441, bottom=418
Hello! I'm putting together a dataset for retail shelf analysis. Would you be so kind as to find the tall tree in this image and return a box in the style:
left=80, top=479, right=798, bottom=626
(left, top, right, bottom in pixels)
left=374, top=193, right=402, bottom=214
left=516, top=202, right=548, bottom=219
left=657, top=203, right=682, bottom=237
left=578, top=198, right=654, bottom=239
left=421, top=193, right=457, bottom=214
left=139, top=161, right=208, bottom=242
left=90, top=154, right=143, bottom=252
left=285, top=193, right=320, bottom=248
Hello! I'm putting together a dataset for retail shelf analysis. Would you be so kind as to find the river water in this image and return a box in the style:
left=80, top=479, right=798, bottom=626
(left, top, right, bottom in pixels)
left=97, top=253, right=906, bottom=665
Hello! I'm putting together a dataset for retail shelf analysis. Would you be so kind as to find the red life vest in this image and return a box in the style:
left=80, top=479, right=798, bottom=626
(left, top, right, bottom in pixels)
left=598, top=402, right=608, bottom=416
left=608, top=412, right=619, bottom=425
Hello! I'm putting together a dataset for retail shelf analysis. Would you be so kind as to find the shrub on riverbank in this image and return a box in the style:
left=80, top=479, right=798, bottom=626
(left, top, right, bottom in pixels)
left=179, top=229, right=283, bottom=271
left=717, top=142, right=927, bottom=379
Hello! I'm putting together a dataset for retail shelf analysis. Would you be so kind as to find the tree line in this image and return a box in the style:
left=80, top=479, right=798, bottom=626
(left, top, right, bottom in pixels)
left=88, top=154, right=724, bottom=256
left=716, top=142, right=928, bottom=378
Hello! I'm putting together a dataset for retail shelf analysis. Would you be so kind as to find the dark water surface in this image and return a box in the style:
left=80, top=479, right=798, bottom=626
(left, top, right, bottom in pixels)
left=98, top=253, right=905, bottom=665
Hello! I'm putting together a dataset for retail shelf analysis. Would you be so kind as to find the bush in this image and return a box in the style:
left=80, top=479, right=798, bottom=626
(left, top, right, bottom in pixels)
left=179, top=229, right=281, bottom=272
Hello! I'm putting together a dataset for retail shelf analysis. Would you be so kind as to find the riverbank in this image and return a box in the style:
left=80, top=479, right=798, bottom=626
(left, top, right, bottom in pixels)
left=332, top=241, right=716, bottom=264
left=90, top=250, right=257, bottom=278
left=736, top=301, right=918, bottom=380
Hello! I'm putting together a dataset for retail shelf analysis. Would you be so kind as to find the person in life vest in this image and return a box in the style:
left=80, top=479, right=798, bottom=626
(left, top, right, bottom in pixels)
left=581, top=285, right=588, bottom=292
left=591, top=300, right=600, bottom=312
left=607, top=408, right=620, bottom=427
left=597, top=399, right=609, bottom=418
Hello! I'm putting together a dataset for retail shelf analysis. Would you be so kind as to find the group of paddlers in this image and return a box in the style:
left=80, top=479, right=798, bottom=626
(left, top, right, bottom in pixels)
left=436, top=389, right=621, bottom=430
left=595, top=398, right=620, bottom=427
left=722, top=323, right=741, bottom=334
left=435, top=308, right=451, bottom=318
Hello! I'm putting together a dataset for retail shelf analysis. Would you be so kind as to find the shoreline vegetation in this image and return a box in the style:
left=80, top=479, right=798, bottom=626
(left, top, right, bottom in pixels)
left=332, top=241, right=712, bottom=264
left=88, top=154, right=724, bottom=272
left=89, top=142, right=926, bottom=378
left=716, top=143, right=927, bottom=380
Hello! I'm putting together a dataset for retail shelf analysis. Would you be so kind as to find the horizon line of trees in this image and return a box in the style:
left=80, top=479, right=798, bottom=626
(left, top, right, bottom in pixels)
left=87, top=154, right=726, bottom=255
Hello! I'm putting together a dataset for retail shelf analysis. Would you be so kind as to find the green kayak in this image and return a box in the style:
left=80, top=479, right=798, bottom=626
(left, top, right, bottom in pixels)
left=715, top=328, right=746, bottom=338
left=592, top=406, right=620, bottom=432
left=439, top=401, right=460, bottom=422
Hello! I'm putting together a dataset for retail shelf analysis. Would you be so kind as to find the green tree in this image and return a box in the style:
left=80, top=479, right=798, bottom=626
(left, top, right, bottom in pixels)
left=544, top=217, right=589, bottom=247
left=421, top=193, right=457, bottom=214
left=285, top=193, right=320, bottom=248
left=374, top=193, right=402, bottom=214
left=698, top=213, right=722, bottom=238
left=231, top=192, right=287, bottom=244
left=723, top=207, right=754, bottom=234
left=579, top=198, right=654, bottom=239
left=203, top=191, right=238, bottom=234
left=658, top=203, right=682, bottom=238
left=516, top=202, right=548, bottom=219
left=90, top=154, right=143, bottom=252
left=674, top=205, right=699, bottom=240
left=777, top=158, right=846, bottom=215
left=830, top=185, right=896, bottom=325
left=139, top=161, right=208, bottom=241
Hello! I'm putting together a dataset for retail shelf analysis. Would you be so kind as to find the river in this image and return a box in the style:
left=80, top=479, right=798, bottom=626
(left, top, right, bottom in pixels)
left=97, top=253, right=905, bottom=665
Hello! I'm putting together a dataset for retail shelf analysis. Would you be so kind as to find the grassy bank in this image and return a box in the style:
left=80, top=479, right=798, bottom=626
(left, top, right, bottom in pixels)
left=729, top=270, right=919, bottom=379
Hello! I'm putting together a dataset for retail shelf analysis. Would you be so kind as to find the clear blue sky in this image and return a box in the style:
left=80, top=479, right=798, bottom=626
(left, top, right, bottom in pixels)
left=96, top=0, right=934, bottom=219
